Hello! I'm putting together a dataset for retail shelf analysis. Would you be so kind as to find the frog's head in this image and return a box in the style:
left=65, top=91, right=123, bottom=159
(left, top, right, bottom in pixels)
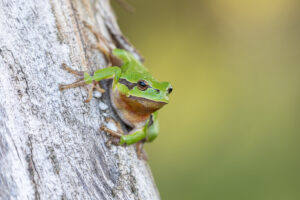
left=116, top=77, right=172, bottom=114
left=112, top=48, right=172, bottom=115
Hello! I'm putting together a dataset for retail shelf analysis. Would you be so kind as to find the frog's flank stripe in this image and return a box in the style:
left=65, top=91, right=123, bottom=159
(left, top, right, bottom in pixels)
left=119, top=78, right=157, bottom=92
left=118, top=78, right=137, bottom=89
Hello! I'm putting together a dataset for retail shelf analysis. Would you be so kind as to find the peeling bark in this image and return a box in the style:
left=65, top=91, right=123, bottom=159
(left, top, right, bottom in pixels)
left=0, top=0, right=160, bottom=199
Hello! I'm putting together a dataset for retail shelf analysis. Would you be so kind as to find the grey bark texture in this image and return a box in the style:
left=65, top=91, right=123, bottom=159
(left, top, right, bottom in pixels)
left=0, top=0, right=160, bottom=199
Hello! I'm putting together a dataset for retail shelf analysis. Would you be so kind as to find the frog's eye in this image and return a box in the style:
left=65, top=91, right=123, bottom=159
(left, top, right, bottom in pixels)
left=137, top=80, right=149, bottom=91
left=167, top=87, right=173, bottom=94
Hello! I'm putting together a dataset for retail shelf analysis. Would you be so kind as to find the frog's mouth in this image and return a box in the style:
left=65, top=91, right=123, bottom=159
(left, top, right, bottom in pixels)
left=117, top=93, right=167, bottom=115
left=129, top=95, right=167, bottom=111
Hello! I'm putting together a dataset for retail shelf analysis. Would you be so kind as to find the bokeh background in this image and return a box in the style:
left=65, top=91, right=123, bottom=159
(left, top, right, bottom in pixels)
left=112, top=0, right=300, bottom=199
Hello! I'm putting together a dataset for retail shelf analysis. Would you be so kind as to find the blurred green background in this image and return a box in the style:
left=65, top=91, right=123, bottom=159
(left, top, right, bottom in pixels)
left=112, top=0, right=300, bottom=199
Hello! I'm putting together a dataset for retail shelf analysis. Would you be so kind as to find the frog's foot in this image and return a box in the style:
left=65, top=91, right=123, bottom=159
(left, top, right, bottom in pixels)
left=59, top=63, right=105, bottom=103
left=106, top=137, right=121, bottom=147
left=136, top=141, right=148, bottom=160
left=84, top=80, right=105, bottom=103
left=59, top=64, right=85, bottom=90
left=59, top=79, right=86, bottom=91
left=61, top=63, right=84, bottom=77
left=83, top=21, right=112, bottom=60
left=100, top=125, right=123, bottom=138
left=100, top=124, right=124, bottom=146
left=83, top=21, right=123, bottom=67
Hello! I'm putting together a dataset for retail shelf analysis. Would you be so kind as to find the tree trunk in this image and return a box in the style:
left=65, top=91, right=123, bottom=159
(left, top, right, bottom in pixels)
left=0, top=0, right=160, bottom=199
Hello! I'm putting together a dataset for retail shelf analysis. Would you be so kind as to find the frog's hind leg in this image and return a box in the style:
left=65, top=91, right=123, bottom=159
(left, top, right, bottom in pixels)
left=83, top=21, right=123, bottom=67
left=83, top=21, right=111, bottom=59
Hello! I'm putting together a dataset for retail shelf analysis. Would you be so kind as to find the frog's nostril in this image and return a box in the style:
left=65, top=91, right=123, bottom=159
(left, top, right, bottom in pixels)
left=156, top=89, right=160, bottom=93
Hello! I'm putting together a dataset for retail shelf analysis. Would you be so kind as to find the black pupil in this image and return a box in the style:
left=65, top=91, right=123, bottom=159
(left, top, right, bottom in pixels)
left=139, top=81, right=147, bottom=87
left=168, top=88, right=173, bottom=93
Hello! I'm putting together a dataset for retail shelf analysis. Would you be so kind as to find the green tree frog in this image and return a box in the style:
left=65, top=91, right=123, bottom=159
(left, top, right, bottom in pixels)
left=59, top=23, right=172, bottom=159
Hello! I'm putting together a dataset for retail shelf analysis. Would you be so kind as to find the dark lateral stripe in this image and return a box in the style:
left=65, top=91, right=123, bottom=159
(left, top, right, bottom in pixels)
left=149, top=114, right=154, bottom=126
left=118, top=78, right=137, bottom=89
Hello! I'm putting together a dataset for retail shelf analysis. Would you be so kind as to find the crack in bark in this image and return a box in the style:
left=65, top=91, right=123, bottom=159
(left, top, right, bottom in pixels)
left=48, top=146, right=60, bottom=175
left=26, top=136, right=41, bottom=200
left=0, top=48, right=30, bottom=98
left=69, top=0, right=89, bottom=67
left=7, top=49, right=30, bottom=96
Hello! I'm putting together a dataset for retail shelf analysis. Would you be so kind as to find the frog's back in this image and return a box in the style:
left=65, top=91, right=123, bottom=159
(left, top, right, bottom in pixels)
left=112, top=49, right=155, bottom=83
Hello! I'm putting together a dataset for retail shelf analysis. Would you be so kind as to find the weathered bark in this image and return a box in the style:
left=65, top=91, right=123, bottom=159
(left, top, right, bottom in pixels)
left=0, top=0, right=159, bottom=199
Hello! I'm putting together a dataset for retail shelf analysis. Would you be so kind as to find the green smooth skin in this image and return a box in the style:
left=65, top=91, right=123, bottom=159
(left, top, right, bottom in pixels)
left=84, top=49, right=171, bottom=145
left=120, top=125, right=147, bottom=145
left=146, top=111, right=159, bottom=142
left=120, top=111, right=159, bottom=145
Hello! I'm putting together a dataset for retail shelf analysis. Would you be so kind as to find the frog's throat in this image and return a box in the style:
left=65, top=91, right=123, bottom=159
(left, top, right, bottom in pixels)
left=110, top=88, right=166, bottom=127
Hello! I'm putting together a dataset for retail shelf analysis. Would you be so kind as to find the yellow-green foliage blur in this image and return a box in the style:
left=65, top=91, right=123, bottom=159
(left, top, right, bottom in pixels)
left=112, top=0, right=300, bottom=199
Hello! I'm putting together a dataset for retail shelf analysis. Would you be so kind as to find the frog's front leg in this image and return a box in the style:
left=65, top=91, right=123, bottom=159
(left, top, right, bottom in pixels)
left=145, top=112, right=159, bottom=143
left=120, top=127, right=147, bottom=145
left=136, top=141, right=148, bottom=160
left=100, top=124, right=123, bottom=139
left=120, top=128, right=150, bottom=160
left=101, top=113, right=159, bottom=146
left=59, top=63, right=120, bottom=103
left=101, top=123, right=148, bottom=160
left=59, top=64, right=105, bottom=103
left=100, top=124, right=147, bottom=145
